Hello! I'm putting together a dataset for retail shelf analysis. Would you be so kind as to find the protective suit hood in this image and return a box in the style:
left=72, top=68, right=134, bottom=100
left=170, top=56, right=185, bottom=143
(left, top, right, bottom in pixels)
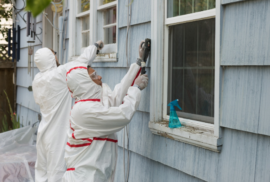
left=66, top=65, right=101, bottom=101
left=34, top=47, right=56, bottom=73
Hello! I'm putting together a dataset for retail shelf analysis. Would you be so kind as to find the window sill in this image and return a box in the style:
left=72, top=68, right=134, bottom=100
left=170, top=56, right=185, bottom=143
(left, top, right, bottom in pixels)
left=97, top=1, right=117, bottom=11
left=94, top=53, right=117, bottom=62
left=149, top=120, right=222, bottom=152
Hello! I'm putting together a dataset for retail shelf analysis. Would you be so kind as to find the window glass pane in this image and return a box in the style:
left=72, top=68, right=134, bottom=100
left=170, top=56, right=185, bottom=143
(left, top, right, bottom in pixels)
left=82, top=16, right=90, bottom=31
left=104, top=26, right=116, bottom=44
left=169, top=19, right=215, bottom=122
left=104, top=7, right=117, bottom=25
left=103, top=0, right=116, bottom=5
left=81, top=0, right=90, bottom=13
left=167, top=0, right=216, bottom=18
left=82, top=32, right=89, bottom=47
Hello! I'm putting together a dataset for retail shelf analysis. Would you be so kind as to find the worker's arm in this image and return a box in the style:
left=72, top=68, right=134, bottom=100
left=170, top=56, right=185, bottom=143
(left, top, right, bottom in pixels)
left=108, top=63, right=141, bottom=107
left=107, top=40, right=146, bottom=107
left=75, top=45, right=97, bottom=65
left=72, top=87, right=141, bottom=138
left=75, top=40, right=103, bottom=65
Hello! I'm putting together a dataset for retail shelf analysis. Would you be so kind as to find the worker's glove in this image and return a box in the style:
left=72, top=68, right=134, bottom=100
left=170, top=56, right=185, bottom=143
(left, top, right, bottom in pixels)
left=95, top=40, right=104, bottom=54
left=134, top=74, right=148, bottom=90
left=137, top=40, right=145, bottom=66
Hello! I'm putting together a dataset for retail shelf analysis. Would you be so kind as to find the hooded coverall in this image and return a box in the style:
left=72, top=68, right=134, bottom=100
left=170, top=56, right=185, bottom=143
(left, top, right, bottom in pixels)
left=62, top=50, right=141, bottom=182
left=32, top=45, right=97, bottom=182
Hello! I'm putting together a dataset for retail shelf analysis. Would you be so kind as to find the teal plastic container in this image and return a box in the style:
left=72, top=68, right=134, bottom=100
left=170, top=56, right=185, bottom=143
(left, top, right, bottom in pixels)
left=168, top=99, right=182, bottom=128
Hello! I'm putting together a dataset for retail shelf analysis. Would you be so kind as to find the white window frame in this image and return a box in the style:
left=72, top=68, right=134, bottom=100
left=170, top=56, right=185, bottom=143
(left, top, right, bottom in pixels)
left=76, top=0, right=91, bottom=54
left=91, top=0, right=118, bottom=62
left=42, top=5, right=62, bottom=53
left=68, top=0, right=118, bottom=62
left=149, top=0, right=223, bottom=152
left=68, top=0, right=91, bottom=61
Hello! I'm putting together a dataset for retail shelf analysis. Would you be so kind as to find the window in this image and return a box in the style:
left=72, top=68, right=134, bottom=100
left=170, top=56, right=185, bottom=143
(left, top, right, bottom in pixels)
left=103, top=7, right=117, bottom=44
left=164, top=0, right=216, bottom=124
left=68, top=0, right=117, bottom=61
left=76, top=0, right=90, bottom=54
left=168, top=19, right=215, bottom=124
left=95, top=0, right=118, bottom=61
left=149, top=0, right=222, bottom=152
left=167, top=0, right=216, bottom=17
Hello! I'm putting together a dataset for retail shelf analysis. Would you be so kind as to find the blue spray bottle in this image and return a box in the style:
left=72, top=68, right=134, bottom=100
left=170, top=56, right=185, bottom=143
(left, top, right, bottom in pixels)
left=168, top=99, right=182, bottom=128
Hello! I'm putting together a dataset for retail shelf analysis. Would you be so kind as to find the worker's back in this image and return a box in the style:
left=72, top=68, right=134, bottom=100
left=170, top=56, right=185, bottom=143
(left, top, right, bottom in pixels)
left=32, top=48, right=72, bottom=182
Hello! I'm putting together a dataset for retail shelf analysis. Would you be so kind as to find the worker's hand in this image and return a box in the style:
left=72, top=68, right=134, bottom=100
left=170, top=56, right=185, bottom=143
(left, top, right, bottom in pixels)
left=95, top=40, right=104, bottom=50
left=134, top=74, right=148, bottom=90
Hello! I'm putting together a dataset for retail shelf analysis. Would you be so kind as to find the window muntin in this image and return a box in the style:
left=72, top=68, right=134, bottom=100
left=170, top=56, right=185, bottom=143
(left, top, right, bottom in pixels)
left=104, top=7, right=116, bottom=25
left=103, top=7, right=117, bottom=44
left=76, top=0, right=90, bottom=54
left=80, top=0, right=90, bottom=13
left=81, top=16, right=90, bottom=47
left=102, top=0, right=116, bottom=5
left=167, top=0, right=216, bottom=18
left=168, top=18, right=215, bottom=124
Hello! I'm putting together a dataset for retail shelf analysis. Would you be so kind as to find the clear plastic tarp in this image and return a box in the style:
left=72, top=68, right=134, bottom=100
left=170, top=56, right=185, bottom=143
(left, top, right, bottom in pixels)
left=0, top=126, right=37, bottom=182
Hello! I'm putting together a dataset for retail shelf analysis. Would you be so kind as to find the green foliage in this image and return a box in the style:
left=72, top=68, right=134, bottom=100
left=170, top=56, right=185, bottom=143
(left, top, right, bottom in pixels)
left=0, top=91, right=21, bottom=133
left=103, top=0, right=115, bottom=5
left=81, top=0, right=90, bottom=12
left=0, top=0, right=13, bottom=45
left=1, top=115, right=8, bottom=132
left=25, top=0, right=52, bottom=17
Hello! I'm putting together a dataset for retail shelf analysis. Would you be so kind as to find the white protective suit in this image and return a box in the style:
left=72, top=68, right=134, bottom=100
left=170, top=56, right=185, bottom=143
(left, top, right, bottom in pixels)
left=33, top=45, right=97, bottom=182
left=62, top=56, right=142, bottom=181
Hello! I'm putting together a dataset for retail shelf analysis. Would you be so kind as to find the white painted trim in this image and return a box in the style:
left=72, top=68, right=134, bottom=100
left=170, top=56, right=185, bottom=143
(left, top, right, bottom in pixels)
left=149, top=121, right=222, bottom=152
left=150, top=0, right=164, bottom=122
left=214, top=0, right=223, bottom=138
left=42, top=12, right=46, bottom=47
left=165, top=9, right=216, bottom=26
left=162, top=25, right=169, bottom=121
left=82, top=30, right=90, bottom=33
left=76, top=10, right=90, bottom=18
left=94, top=58, right=117, bottom=62
left=150, top=0, right=222, bottom=151
left=68, top=55, right=117, bottom=63
left=90, top=0, right=97, bottom=45
left=103, top=23, right=117, bottom=29
left=97, top=1, right=117, bottom=11
left=68, top=0, right=77, bottom=59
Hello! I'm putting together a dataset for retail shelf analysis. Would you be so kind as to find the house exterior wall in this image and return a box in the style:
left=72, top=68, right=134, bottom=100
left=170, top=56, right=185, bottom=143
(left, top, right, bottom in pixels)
left=15, top=0, right=270, bottom=181
left=15, top=0, right=42, bottom=127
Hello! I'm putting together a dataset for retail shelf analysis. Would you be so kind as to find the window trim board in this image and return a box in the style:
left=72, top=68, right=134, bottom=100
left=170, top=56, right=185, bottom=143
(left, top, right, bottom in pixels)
left=166, top=9, right=216, bottom=26
left=149, top=121, right=222, bottom=152
left=97, top=1, right=117, bottom=11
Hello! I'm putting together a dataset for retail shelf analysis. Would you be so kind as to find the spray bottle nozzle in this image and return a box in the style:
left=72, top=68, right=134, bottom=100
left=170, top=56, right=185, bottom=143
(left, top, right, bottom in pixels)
left=168, top=99, right=182, bottom=111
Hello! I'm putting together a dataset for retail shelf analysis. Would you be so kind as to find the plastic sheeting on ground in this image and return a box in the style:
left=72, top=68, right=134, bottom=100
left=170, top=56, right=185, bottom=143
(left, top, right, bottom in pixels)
left=0, top=126, right=37, bottom=182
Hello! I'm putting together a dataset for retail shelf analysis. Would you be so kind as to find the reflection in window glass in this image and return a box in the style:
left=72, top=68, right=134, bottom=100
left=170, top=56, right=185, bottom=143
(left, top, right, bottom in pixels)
left=168, top=19, right=215, bottom=123
left=81, top=0, right=90, bottom=13
left=167, top=0, right=216, bottom=18
left=82, top=32, right=89, bottom=47
left=105, top=7, right=117, bottom=25
left=103, top=0, right=116, bottom=5
left=82, top=16, right=90, bottom=31
left=104, top=26, right=116, bottom=44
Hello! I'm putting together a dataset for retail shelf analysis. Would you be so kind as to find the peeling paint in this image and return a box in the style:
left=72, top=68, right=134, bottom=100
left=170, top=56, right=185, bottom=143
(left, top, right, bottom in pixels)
left=157, top=131, right=175, bottom=140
